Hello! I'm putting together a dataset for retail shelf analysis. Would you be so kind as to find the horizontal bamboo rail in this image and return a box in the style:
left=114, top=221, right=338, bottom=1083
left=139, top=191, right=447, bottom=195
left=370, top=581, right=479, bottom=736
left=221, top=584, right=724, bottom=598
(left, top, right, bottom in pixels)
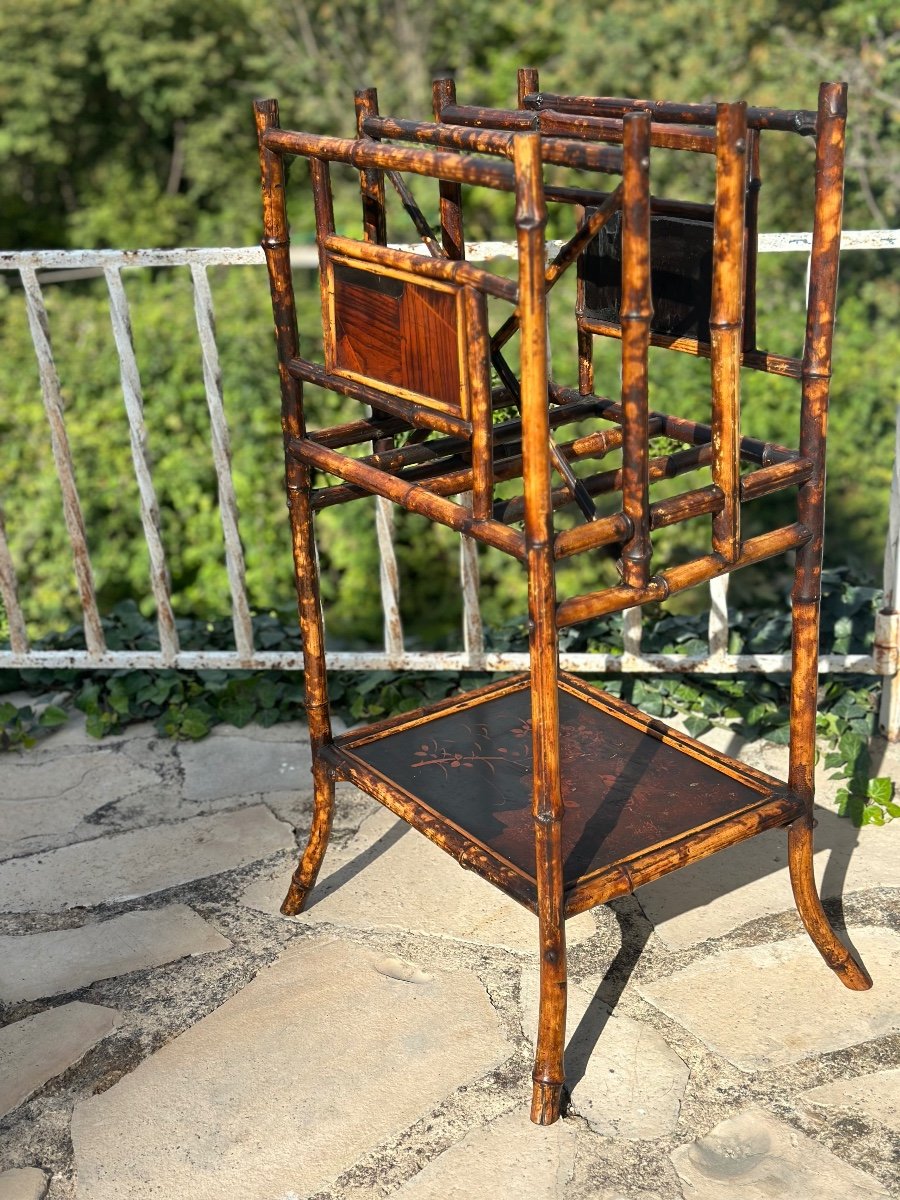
left=361, top=114, right=624, bottom=174
left=556, top=523, right=812, bottom=627
left=260, top=127, right=517, bottom=191
left=521, top=93, right=819, bottom=135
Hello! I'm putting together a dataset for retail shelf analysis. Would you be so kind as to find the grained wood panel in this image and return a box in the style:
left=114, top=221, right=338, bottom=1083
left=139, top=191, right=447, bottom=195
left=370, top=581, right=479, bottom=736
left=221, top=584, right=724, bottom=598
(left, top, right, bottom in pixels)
left=401, top=285, right=461, bottom=408
left=329, top=253, right=464, bottom=413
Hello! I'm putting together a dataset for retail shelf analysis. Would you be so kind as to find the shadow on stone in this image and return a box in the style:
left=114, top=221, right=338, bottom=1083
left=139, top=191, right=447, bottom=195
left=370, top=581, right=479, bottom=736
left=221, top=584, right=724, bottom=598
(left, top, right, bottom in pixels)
left=301, top=817, right=411, bottom=911
left=563, top=900, right=653, bottom=1102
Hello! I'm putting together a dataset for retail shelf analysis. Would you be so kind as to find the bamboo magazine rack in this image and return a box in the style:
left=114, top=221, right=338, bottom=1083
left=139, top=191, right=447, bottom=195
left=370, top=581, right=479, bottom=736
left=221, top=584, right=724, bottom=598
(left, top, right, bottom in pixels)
left=254, top=70, right=871, bottom=1127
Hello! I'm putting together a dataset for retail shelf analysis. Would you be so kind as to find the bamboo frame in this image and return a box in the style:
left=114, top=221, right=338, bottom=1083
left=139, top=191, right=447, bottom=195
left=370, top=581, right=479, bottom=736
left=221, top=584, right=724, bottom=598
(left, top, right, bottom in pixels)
left=253, top=77, right=871, bottom=1134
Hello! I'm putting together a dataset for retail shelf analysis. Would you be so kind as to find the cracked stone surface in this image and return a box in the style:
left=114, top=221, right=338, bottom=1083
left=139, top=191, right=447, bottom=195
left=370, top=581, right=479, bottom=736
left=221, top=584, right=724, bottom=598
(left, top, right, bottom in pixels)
left=801, top=1068, right=900, bottom=1135
left=0, top=805, right=294, bottom=912
left=392, top=1106, right=577, bottom=1198
left=0, top=905, right=231, bottom=1002
left=521, top=969, right=689, bottom=1138
left=0, top=751, right=161, bottom=858
left=71, top=937, right=511, bottom=1200
left=0, top=1003, right=120, bottom=1118
left=669, top=1107, right=890, bottom=1199
left=639, top=930, right=900, bottom=1071
left=635, top=816, right=900, bottom=951
left=0, top=1169, right=49, bottom=1200
left=242, top=802, right=597, bottom=954
left=2, top=716, right=898, bottom=1200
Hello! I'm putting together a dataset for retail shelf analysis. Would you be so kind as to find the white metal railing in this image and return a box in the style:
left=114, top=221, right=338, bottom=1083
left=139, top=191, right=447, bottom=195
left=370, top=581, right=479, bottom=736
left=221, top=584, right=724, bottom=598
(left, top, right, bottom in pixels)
left=1, top=233, right=898, bottom=732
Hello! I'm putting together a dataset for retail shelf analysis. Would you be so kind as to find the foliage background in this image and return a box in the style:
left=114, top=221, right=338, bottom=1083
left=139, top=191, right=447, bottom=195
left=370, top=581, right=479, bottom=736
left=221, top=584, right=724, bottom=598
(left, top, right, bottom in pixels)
left=0, top=0, right=897, bottom=650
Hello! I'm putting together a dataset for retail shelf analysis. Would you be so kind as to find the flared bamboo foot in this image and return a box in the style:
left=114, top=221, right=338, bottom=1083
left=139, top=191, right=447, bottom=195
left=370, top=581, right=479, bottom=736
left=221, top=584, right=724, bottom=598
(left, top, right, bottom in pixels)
left=279, top=874, right=312, bottom=916
left=788, top=818, right=873, bottom=991
left=530, top=1080, right=564, bottom=1125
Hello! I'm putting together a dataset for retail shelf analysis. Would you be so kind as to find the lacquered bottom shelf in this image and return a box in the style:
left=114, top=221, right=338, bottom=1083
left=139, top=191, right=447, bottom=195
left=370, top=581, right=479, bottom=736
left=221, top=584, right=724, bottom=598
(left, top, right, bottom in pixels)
left=324, top=672, right=804, bottom=916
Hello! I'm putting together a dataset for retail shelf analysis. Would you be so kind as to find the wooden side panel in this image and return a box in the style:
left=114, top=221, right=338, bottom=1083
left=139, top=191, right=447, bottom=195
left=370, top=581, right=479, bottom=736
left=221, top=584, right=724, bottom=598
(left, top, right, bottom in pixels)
left=326, top=252, right=465, bottom=415
left=580, top=209, right=715, bottom=342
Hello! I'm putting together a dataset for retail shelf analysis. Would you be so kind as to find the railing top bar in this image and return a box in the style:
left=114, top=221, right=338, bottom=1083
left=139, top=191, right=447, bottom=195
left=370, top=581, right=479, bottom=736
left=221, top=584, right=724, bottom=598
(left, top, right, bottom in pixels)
left=2, top=230, right=896, bottom=273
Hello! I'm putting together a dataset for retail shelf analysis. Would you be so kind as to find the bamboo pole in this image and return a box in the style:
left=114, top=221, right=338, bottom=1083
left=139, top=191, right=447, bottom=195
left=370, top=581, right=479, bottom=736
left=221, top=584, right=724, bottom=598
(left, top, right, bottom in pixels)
left=254, top=99, right=335, bottom=915
left=556, top=523, right=811, bottom=627
left=618, top=112, right=653, bottom=587
left=513, top=132, right=567, bottom=1126
left=521, top=91, right=818, bottom=134
left=787, top=82, right=871, bottom=991
left=710, top=102, right=747, bottom=562
left=261, top=126, right=517, bottom=191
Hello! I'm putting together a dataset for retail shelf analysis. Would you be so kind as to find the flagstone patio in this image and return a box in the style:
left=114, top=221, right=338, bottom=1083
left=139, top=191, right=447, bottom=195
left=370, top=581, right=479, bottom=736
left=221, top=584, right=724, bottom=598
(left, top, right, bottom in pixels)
left=1, top=711, right=898, bottom=1199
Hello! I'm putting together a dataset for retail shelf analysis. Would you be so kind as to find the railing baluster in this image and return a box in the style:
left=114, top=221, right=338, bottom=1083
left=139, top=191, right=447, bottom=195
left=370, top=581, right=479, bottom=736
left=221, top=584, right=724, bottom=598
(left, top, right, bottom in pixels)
left=622, top=606, right=643, bottom=662
left=103, top=266, right=179, bottom=663
left=19, top=267, right=106, bottom=656
left=0, top=236, right=896, bottom=677
left=708, top=574, right=730, bottom=659
left=190, top=263, right=254, bottom=660
left=460, top=496, right=485, bottom=667
left=0, top=505, right=29, bottom=654
left=374, top=495, right=403, bottom=663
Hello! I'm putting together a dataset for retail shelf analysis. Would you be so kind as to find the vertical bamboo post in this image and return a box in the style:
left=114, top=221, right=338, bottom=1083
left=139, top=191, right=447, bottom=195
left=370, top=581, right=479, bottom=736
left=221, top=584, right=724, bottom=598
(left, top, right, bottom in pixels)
left=254, top=99, right=335, bottom=915
left=432, top=78, right=465, bottom=260
left=619, top=111, right=653, bottom=587
left=433, top=77, right=489, bottom=616
left=464, top=286, right=494, bottom=520
left=709, top=102, right=747, bottom=563
left=517, top=66, right=540, bottom=108
left=514, top=131, right=567, bottom=1126
left=355, top=88, right=388, bottom=245
left=743, top=129, right=761, bottom=352
left=356, top=87, right=404, bottom=659
left=787, top=82, right=870, bottom=990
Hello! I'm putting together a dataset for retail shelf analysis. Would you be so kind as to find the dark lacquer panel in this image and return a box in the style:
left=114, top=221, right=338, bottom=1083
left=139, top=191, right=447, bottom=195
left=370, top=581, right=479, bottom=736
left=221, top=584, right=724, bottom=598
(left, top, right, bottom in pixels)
left=349, top=684, right=767, bottom=885
left=580, top=210, right=715, bottom=341
left=330, top=258, right=463, bottom=412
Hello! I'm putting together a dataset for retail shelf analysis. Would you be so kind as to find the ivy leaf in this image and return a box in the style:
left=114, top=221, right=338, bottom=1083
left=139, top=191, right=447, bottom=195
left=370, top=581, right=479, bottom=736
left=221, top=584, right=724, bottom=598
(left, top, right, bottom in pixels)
left=38, top=705, right=69, bottom=728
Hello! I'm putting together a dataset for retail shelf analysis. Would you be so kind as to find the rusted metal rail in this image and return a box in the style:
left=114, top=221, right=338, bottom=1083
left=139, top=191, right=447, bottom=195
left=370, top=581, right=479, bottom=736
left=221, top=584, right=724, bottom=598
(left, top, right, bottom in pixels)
left=0, top=234, right=897, bottom=732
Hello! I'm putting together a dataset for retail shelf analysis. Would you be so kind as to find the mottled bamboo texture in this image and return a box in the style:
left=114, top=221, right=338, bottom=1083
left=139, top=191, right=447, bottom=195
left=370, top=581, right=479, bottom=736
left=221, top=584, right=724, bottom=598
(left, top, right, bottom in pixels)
left=253, top=78, right=870, bottom=1135
left=254, top=100, right=334, bottom=915
left=513, top=133, right=567, bottom=1126
left=786, top=83, right=871, bottom=991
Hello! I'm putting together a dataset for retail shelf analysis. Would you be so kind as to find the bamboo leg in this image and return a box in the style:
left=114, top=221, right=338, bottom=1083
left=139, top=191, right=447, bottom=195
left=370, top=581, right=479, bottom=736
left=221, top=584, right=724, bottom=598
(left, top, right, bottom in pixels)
left=514, top=133, right=567, bottom=1124
left=787, top=81, right=870, bottom=992
left=282, top=756, right=334, bottom=914
left=281, top=481, right=335, bottom=915
left=255, top=99, right=336, bottom=916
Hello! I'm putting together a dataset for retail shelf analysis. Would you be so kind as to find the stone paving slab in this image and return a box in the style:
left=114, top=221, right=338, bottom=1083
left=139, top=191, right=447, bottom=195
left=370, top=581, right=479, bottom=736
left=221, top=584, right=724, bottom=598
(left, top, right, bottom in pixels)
left=0, top=905, right=231, bottom=1002
left=242, top=802, right=597, bottom=954
left=71, top=937, right=511, bottom=1200
left=635, top=815, right=900, bottom=951
left=0, top=1002, right=120, bottom=1118
left=640, top=929, right=900, bottom=1071
left=0, top=1168, right=49, bottom=1200
left=801, top=1067, right=900, bottom=1135
left=0, top=805, right=294, bottom=913
left=391, top=1106, right=577, bottom=1198
left=0, top=751, right=162, bottom=858
left=177, top=728, right=313, bottom=802
left=520, top=969, right=689, bottom=1138
left=670, top=1107, right=890, bottom=1199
